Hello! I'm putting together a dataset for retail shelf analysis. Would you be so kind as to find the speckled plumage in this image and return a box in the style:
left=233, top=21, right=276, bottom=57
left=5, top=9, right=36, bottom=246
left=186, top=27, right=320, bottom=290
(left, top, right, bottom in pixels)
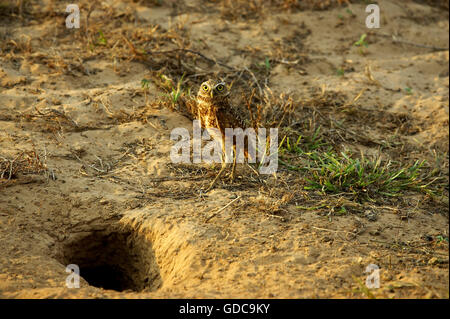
left=195, top=79, right=247, bottom=159
left=192, top=79, right=250, bottom=189
left=196, top=80, right=244, bottom=131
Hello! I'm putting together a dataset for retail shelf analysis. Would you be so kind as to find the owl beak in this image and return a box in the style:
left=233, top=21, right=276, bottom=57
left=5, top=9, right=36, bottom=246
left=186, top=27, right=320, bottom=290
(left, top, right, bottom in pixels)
left=210, top=90, right=214, bottom=98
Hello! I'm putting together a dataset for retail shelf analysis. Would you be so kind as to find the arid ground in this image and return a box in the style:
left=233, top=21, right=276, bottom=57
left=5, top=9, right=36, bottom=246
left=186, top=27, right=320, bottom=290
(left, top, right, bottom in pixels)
left=0, top=0, right=448, bottom=298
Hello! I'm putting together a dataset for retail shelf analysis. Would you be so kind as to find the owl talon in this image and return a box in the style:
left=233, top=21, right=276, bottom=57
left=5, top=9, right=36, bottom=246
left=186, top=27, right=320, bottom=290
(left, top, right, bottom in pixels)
left=225, top=170, right=235, bottom=183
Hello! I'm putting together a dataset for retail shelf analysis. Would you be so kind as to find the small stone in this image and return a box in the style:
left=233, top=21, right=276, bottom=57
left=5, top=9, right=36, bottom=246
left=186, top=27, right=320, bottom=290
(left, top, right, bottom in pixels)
left=364, top=210, right=377, bottom=221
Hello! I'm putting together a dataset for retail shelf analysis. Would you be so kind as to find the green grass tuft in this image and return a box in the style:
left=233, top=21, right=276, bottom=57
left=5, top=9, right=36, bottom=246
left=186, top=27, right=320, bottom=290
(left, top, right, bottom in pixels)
left=97, top=30, right=107, bottom=46
left=279, top=129, right=445, bottom=201
left=159, top=73, right=187, bottom=106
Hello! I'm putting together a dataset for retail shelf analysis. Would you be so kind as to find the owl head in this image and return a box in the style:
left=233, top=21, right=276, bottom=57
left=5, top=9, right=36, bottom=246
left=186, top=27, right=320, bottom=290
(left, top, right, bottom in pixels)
left=197, top=79, right=229, bottom=102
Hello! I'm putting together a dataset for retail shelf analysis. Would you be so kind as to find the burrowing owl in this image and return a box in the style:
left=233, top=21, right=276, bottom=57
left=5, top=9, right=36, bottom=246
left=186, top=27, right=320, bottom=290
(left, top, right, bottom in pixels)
left=195, top=79, right=247, bottom=189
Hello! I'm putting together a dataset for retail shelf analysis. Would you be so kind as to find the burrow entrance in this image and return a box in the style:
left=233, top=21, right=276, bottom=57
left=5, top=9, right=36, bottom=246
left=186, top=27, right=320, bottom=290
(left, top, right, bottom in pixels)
left=56, top=226, right=162, bottom=292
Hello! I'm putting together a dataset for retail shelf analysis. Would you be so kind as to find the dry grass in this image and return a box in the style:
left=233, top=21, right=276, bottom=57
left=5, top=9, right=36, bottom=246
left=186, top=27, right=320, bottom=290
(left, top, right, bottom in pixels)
left=0, top=149, right=51, bottom=187
left=1, top=0, right=448, bottom=214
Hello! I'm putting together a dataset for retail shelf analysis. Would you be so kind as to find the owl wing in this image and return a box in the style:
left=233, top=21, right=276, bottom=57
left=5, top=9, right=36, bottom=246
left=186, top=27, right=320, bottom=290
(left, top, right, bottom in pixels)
left=184, top=98, right=197, bottom=121
left=216, top=101, right=247, bottom=130
left=216, top=101, right=254, bottom=161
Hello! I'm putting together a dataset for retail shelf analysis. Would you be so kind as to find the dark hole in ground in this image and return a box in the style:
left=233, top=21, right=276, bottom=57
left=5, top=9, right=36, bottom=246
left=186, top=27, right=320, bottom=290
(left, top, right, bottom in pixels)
left=81, top=265, right=131, bottom=292
left=56, top=226, right=162, bottom=292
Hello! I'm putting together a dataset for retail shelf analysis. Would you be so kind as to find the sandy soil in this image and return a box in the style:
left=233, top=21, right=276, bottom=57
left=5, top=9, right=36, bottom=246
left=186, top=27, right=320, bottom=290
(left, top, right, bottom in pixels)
left=0, top=0, right=448, bottom=298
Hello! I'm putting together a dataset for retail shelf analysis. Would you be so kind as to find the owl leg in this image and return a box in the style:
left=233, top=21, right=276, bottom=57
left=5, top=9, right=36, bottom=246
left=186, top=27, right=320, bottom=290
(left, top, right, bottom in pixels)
left=206, top=161, right=227, bottom=192
left=227, top=145, right=236, bottom=182
left=205, top=139, right=228, bottom=192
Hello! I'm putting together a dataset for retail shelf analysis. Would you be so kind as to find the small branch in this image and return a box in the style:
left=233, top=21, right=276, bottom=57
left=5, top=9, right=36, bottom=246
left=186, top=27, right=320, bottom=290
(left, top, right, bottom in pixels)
left=272, top=58, right=300, bottom=65
left=137, top=44, right=237, bottom=71
left=205, top=195, right=241, bottom=223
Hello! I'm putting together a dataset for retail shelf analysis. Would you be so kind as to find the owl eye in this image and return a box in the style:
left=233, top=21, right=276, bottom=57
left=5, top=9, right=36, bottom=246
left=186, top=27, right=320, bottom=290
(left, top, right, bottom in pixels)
left=216, top=84, right=224, bottom=91
left=202, top=84, right=210, bottom=92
